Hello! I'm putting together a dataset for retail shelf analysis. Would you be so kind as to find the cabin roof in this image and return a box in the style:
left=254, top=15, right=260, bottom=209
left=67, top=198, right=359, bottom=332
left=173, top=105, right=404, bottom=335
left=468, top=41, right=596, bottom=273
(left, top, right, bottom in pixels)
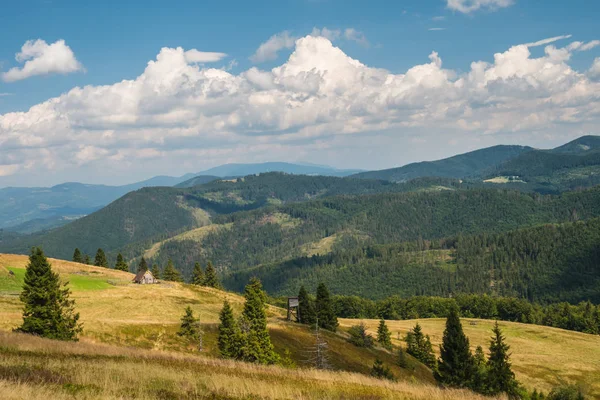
left=133, top=269, right=154, bottom=281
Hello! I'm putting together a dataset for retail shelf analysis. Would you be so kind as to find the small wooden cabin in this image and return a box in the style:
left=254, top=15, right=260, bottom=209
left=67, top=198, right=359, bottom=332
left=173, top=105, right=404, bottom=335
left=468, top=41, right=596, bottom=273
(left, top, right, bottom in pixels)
left=133, top=270, right=157, bottom=284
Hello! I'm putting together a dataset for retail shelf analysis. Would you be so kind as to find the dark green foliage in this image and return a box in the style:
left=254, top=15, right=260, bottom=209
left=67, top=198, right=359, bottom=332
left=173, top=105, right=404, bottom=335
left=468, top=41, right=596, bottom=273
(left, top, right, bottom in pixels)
left=298, top=285, right=316, bottom=325
left=16, top=247, right=82, bottom=341
left=472, top=346, right=488, bottom=394
left=239, top=277, right=279, bottom=364
left=114, top=253, right=128, bottom=271
left=94, top=248, right=108, bottom=268
left=203, top=261, right=221, bottom=288
left=546, top=385, right=585, bottom=400
left=137, top=257, right=148, bottom=272
left=405, top=323, right=436, bottom=369
left=530, top=389, right=545, bottom=400
left=435, top=306, right=475, bottom=388
left=316, top=283, right=338, bottom=332
left=377, top=319, right=392, bottom=349
left=487, top=322, right=520, bottom=398
left=348, top=323, right=374, bottom=348
left=397, top=347, right=410, bottom=369
left=72, top=248, right=83, bottom=263
left=83, top=254, right=91, bottom=265
left=370, top=358, right=395, bottom=381
left=177, top=306, right=201, bottom=341
left=191, top=262, right=204, bottom=285
left=162, top=259, right=182, bottom=282
left=150, top=264, right=161, bottom=280
left=217, top=300, right=240, bottom=359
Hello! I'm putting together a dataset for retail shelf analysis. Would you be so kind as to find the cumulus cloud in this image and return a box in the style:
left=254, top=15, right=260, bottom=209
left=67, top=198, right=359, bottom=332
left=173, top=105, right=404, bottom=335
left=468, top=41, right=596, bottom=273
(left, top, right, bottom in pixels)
left=590, top=58, right=600, bottom=79
left=250, top=31, right=297, bottom=63
left=184, top=50, right=227, bottom=63
left=2, top=39, right=84, bottom=82
left=447, top=0, right=514, bottom=14
left=1, top=35, right=600, bottom=184
left=343, top=28, right=369, bottom=47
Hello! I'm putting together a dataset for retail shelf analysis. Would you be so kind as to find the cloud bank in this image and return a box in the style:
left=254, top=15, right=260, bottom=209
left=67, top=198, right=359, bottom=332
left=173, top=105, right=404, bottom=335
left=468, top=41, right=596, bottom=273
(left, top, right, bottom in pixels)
left=447, top=0, right=514, bottom=14
left=1, top=34, right=599, bottom=185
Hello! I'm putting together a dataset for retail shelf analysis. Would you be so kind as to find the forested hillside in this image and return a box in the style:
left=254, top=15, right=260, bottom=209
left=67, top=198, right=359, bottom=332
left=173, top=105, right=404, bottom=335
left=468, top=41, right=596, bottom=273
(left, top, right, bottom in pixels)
left=224, top=218, right=600, bottom=304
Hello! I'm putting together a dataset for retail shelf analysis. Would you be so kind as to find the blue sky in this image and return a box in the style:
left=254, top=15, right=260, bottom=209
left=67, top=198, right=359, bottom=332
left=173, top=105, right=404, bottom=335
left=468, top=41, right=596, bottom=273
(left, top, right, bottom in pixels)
left=0, top=0, right=599, bottom=186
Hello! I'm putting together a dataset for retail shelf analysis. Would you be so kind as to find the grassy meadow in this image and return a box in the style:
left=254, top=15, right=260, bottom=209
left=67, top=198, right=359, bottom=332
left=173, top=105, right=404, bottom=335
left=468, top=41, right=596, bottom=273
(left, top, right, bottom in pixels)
left=338, top=318, right=600, bottom=397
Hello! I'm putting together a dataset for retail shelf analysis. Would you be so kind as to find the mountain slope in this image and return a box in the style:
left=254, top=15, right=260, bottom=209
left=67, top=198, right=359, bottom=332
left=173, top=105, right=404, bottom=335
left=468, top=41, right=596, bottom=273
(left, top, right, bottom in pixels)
left=352, top=145, right=532, bottom=182
left=197, top=162, right=363, bottom=178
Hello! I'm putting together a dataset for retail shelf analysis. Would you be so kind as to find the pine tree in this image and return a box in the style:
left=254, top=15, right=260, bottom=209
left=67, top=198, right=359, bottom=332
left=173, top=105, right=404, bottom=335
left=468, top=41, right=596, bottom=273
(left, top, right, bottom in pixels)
left=203, top=261, right=221, bottom=288
left=298, top=285, right=316, bottom=325
left=178, top=306, right=201, bottom=341
left=94, top=248, right=108, bottom=268
left=487, top=321, right=520, bottom=397
left=397, top=346, right=410, bottom=369
left=114, top=253, right=129, bottom=271
left=316, top=283, right=338, bottom=332
left=240, top=277, right=279, bottom=364
left=16, top=247, right=82, bottom=341
left=72, top=248, right=83, bottom=263
left=218, top=300, right=240, bottom=359
left=191, top=262, right=204, bottom=285
left=348, top=323, right=374, bottom=348
left=84, top=254, right=91, bottom=265
left=371, top=358, right=395, bottom=381
left=472, top=345, right=488, bottom=394
left=151, top=264, right=161, bottom=280
left=137, top=257, right=148, bottom=272
left=162, top=259, right=182, bottom=282
left=377, top=319, right=392, bottom=350
left=405, top=323, right=436, bottom=369
left=435, top=306, right=475, bottom=388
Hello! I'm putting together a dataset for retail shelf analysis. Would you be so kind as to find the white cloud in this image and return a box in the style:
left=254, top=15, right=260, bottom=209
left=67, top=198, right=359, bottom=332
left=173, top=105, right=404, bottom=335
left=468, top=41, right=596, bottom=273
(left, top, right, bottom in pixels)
left=184, top=50, right=227, bottom=63
left=0, top=93, right=12, bottom=97
left=343, top=28, right=369, bottom=47
left=310, top=27, right=341, bottom=41
left=429, top=28, right=446, bottom=31
left=432, top=16, right=446, bottom=21
left=2, top=39, right=84, bottom=82
left=524, top=35, right=571, bottom=47
left=447, top=0, right=514, bottom=14
left=1, top=35, right=600, bottom=185
left=250, top=31, right=297, bottom=63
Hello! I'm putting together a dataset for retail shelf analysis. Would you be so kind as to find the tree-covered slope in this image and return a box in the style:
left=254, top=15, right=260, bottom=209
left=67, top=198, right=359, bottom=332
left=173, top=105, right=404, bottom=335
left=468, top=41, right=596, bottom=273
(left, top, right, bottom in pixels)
left=351, top=145, right=532, bottom=182
left=224, top=218, right=600, bottom=304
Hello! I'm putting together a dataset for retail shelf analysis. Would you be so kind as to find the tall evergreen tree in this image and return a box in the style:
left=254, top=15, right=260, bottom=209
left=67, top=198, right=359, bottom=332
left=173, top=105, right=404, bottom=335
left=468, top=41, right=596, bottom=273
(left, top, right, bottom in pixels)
left=435, top=306, right=475, bottom=388
left=406, top=323, right=436, bottom=369
left=94, top=248, right=108, bottom=268
left=16, top=247, right=82, bottom=341
left=204, top=261, right=221, bottom=288
left=377, top=319, right=392, bottom=349
left=218, top=300, right=240, bottom=359
left=191, top=262, right=205, bottom=285
left=162, top=259, right=182, bottom=282
left=472, top=345, right=488, bottom=394
left=72, top=248, right=83, bottom=263
left=137, top=257, right=148, bottom=272
left=84, top=254, right=91, bottom=265
left=487, top=322, right=520, bottom=397
left=298, top=285, right=316, bottom=325
left=178, top=306, right=201, bottom=340
left=240, top=277, right=279, bottom=364
left=114, top=253, right=129, bottom=271
left=316, top=283, right=338, bottom=332
left=151, top=264, right=161, bottom=280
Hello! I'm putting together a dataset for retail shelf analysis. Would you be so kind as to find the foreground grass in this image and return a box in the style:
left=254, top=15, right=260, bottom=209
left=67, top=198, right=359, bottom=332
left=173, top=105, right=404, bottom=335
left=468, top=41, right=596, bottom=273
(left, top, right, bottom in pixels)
left=0, top=331, right=492, bottom=400
left=339, top=318, right=600, bottom=397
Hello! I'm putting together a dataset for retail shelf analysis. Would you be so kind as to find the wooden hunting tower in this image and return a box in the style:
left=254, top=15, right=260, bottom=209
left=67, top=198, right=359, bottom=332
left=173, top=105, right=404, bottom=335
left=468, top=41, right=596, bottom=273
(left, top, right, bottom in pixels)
left=287, top=297, right=299, bottom=322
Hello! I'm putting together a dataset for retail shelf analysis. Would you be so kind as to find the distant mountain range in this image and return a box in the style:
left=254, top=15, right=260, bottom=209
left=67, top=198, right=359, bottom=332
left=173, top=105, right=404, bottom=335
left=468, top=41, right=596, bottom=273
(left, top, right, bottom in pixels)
left=0, top=162, right=362, bottom=233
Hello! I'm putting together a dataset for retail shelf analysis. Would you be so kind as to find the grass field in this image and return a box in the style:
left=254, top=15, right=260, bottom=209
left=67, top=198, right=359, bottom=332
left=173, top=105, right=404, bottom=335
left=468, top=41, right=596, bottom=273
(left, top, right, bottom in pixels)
left=339, top=318, right=600, bottom=397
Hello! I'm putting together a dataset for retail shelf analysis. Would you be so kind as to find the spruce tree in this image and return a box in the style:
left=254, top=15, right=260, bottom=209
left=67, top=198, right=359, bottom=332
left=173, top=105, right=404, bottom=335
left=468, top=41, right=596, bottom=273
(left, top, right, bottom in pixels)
left=16, top=247, right=82, bottom=341
left=397, top=346, right=410, bottom=369
left=137, top=257, right=148, bottom=272
left=371, top=358, right=395, bottom=381
left=178, top=306, right=201, bottom=340
left=240, top=277, right=279, bottom=364
left=406, top=323, right=436, bottom=369
left=72, top=248, right=83, bottom=263
left=377, top=319, right=392, bottom=350
left=204, top=261, right=221, bottom=288
left=472, top=345, right=488, bottom=394
left=218, top=300, right=240, bottom=359
left=84, top=254, right=91, bottom=265
left=114, top=253, right=129, bottom=271
left=151, top=264, right=161, bottom=280
left=435, top=306, right=475, bottom=388
left=191, top=262, right=204, bottom=285
left=162, top=259, right=182, bottom=282
left=298, top=285, right=316, bottom=325
left=487, top=321, right=520, bottom=397
left=94, top=248, right=108, bottom=268
left=316, top=283, right=338, bottom=332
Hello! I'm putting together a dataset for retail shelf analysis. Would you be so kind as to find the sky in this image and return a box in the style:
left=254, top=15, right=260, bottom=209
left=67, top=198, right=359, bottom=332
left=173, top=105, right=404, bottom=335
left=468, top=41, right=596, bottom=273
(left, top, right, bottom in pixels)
left=0, top=0, right=599, bottom=187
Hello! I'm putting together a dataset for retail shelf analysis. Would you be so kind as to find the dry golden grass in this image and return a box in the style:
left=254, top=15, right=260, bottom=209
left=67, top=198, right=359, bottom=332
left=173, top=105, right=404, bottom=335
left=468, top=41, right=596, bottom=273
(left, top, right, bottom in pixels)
left=0, top=331, right=496, bottom=400
left=339, top=318, right=600, bottom=396
left=144, top=223, right=233, bottom=258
